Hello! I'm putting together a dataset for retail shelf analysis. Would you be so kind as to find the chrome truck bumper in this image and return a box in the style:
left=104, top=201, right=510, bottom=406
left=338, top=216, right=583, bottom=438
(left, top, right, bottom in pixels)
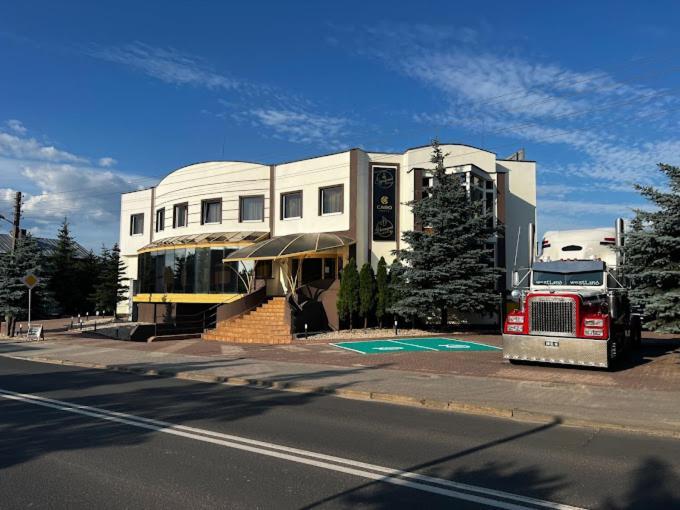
left=503, top=334, right=609, bottom=368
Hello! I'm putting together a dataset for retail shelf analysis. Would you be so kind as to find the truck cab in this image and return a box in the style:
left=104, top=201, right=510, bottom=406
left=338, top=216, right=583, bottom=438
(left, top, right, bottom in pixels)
left=503, top=221, right=640, bottom=369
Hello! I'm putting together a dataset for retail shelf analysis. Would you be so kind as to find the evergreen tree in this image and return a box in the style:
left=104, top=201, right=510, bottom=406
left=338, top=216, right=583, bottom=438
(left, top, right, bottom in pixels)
left=624, top=163, right=680, bottom=333
left=47, top=218, right=80, bottom=315
left=375, top=257, right=389, bottom=328
left=358, top=262, right=376, bottom=328
left=0, top=234, right=46, bottom=335
left=91, top=244, right=128, bottom=318
left=387, top=259, right=410, bottom=326
left=337, top=258, right=360, bottom=330
left=391, top=139, right=501, bottom=327
left=77, top=249, right=101, bottom=314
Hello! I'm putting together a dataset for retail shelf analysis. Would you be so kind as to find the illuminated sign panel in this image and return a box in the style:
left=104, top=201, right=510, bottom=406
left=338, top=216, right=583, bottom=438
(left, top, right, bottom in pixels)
left=372, top=166, right=397, bottom=241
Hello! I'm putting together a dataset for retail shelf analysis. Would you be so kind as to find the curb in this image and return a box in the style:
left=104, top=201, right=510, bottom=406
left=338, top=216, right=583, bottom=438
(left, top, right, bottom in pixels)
left=4, top=354, right=680, bottom=440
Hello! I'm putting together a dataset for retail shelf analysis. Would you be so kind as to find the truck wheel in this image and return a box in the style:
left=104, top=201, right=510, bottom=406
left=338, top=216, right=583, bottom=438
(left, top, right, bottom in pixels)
left=630, top=316, right=642, bottom=349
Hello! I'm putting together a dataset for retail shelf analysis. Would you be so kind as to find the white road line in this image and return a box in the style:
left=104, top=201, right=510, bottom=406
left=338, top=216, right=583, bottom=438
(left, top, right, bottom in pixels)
left=330, top=343, right=368, bottom=354
left=389, top=340, right=439, bottom=351
left=0, top=388, right=584, bottom=510
left=451, top=339, right=502, bottom=350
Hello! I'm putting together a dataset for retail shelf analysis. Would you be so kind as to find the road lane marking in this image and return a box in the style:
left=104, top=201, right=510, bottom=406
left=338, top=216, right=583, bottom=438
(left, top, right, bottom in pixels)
left=329, top=343, right=366, bottom=354
left=0, top=388, right=584, bottom=510
left=389, top=340, right=439, bottom=351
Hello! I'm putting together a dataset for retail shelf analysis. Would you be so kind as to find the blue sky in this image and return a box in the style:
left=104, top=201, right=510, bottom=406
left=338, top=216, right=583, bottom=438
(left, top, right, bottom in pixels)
left=1, top=1, right=679, bottom=249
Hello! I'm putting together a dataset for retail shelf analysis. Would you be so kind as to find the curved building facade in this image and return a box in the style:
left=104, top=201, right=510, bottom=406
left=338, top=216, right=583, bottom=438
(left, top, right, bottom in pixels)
left=118, top=144, right=537, bottom=327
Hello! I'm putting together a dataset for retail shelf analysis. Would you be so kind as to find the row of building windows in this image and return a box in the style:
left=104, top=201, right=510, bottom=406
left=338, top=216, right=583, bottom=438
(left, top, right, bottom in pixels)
left=129, top=185, right=344, bottom=236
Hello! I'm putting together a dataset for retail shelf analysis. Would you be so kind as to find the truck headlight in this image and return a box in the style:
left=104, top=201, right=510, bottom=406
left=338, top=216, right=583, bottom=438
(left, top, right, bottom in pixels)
left=507, top=315, right=524, bottom=324
left=584, top=328, right=605, bottom=337
left=584, top=318, right=604, bottom=327
left=506, top=324, right=524, bottom=332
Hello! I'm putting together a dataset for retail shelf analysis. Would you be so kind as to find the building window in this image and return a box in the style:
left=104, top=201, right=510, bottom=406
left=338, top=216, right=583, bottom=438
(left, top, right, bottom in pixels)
left=130, top=213, right=144, bottom=236
left=281, top=191, right=302, bottom=219
left=255, top=260, right=273, bottom=279
left=239, top=195, right=264, bottom=222
left=201, top=199, right=222, bottom=225
left=319, top=185, right=343, bottom=215
left=173, top=203, right=188, bottom=228
left=155, top=208, right=165, bottom=232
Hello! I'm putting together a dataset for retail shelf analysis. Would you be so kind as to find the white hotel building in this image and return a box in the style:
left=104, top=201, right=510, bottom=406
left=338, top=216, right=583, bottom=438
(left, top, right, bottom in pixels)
left=118, top=144, right=536, bottom=337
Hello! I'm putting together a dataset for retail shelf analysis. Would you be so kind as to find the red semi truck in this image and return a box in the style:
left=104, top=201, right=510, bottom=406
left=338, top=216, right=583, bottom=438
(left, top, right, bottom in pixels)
left=503, top=219, right=641, bottom=369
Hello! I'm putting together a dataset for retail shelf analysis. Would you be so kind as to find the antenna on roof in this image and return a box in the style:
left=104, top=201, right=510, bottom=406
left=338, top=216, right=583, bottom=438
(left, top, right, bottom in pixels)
left=505, top=148, right=525, bottom=161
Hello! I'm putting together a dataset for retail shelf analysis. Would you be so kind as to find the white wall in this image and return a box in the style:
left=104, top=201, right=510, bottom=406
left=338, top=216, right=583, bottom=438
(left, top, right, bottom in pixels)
left=153, top=161, right=271, bottom=240
left=498, top=160, right=537, bottom=288
left=273, top=152, right=351, bottom=236
left=118, top=187, right=154, bottom=317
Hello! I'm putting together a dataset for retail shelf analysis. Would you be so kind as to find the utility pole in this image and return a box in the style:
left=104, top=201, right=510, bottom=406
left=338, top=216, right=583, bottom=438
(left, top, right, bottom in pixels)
left=10, top=191, right=22, bottom=252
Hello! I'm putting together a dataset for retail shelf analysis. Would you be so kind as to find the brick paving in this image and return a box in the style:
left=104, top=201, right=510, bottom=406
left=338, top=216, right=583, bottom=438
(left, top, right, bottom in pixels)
left=12, top=328, right=680, bottom=392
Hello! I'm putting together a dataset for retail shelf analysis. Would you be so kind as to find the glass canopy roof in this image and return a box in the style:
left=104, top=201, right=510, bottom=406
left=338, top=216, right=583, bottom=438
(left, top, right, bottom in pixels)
left=224, top=233, right=354, bottom=261
left=139, top=231, right=269, bottom=251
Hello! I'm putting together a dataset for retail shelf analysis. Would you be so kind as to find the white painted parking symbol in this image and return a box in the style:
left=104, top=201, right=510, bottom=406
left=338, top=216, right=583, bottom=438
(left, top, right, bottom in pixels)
left=439, top=344, right=470, bottom=349
left=374, top=346, right=404, bottom=351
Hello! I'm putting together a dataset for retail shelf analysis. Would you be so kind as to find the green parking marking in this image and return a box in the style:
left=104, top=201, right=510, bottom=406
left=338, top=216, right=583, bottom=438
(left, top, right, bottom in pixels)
left=401, top=337, right=501, bottom=351
left=332, top=337, right=500, bottom=355
left=330, top=340, right=432, bottom=354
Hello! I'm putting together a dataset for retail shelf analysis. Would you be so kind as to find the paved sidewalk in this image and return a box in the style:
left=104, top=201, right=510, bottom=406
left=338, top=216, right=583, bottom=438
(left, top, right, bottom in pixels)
left=1, top=337, right=679, bottom=438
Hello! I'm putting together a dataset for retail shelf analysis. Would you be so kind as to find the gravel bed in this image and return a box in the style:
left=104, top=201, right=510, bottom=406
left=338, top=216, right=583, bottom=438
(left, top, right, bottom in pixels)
left=304, top=328, right=448, bottom=341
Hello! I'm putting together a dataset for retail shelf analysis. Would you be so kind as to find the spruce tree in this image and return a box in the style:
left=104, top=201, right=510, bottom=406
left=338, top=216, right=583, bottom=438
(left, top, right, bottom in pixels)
left=391, top=139, right=501, bottom=327
left=91, top=244, right=128, bottom=318
left=47, top=218, right=80, bottom=315
left=359, top=262, right=376, bottom=328
left=0, top=234, right=46, bottom=335
left=624, top=163, right=680, bottom=333
left=337, top=258, right=360, bottom=330
left=375, top=257, right=389, bottom=328
left=77, top=249, right=100, bottom=314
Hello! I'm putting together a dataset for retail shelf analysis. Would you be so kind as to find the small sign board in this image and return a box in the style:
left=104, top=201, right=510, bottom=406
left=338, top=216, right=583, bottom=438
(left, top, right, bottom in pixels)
left=26, top=325, right=43, bottom=341
left=23, top=273, right=39, bottom=289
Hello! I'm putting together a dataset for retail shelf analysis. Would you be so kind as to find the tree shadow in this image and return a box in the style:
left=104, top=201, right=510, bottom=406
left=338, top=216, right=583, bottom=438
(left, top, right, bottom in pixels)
left=300, top=419, right=572, bottom=509
left=603, top=457, right=680, bottom=509
left=0, top=358, right=389, bottom=472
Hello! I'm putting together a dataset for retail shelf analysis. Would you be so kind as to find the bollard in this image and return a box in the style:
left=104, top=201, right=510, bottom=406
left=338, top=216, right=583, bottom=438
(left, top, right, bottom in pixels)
left=394, top=319, right=398, bottom=336
left=93, top=320, right=97, bottom=332
left=19, top=324, right=23, bottom=335
left=79, top=320, right=83, bottom=330
left=86, top=312, right=89, bottom=322
left=304, top=323, right=308, bottom=339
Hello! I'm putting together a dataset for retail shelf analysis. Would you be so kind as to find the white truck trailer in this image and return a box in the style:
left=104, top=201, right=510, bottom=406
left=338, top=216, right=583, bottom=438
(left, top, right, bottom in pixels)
left=503, top=219, right=641, bottom=369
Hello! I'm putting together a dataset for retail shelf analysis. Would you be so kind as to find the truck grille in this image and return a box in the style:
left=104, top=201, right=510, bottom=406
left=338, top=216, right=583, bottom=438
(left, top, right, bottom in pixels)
left=529, top=296, right=576, bottom=337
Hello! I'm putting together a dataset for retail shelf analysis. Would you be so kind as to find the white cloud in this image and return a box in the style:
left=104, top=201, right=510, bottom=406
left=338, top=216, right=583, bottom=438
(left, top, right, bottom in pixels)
left=0, top=122, right=150, bottom=249
left=90, top=42, right=351, bottom=148
left=0, top=128, right=87, bottom=164
left=5, top=119, right=27, bottom=135
left=246, top=108, right=350, bottom=148
left=98, top=156, right=117, bottom=167
left=344, top=23, right=680, bottom=198
left=88, top=42, right=244, bottom=92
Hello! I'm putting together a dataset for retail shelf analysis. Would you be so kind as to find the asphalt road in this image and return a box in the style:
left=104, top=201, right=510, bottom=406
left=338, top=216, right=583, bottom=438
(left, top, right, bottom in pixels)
left=1, top=357, right=679, bottom=509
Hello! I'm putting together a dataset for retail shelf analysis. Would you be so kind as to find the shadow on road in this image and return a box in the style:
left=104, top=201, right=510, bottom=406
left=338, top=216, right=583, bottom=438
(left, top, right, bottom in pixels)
left=0, top=358, right=389, bottom=472
left=301, top=419, right=571, bottom=509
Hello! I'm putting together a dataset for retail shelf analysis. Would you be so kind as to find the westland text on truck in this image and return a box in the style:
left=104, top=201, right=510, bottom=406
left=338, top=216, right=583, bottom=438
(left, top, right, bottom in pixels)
left=503, top=219, right=641, bottom=369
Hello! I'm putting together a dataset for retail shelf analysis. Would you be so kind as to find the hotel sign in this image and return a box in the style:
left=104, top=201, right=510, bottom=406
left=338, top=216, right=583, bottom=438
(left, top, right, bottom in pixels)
left=372, top=166, right=397, bottom=241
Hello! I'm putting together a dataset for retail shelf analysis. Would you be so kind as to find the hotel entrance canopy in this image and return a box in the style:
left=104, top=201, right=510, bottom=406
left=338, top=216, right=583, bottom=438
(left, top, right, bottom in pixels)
left=138, top=231, right=269, bottom=252
left=224, top=233, right=354, bottom=262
